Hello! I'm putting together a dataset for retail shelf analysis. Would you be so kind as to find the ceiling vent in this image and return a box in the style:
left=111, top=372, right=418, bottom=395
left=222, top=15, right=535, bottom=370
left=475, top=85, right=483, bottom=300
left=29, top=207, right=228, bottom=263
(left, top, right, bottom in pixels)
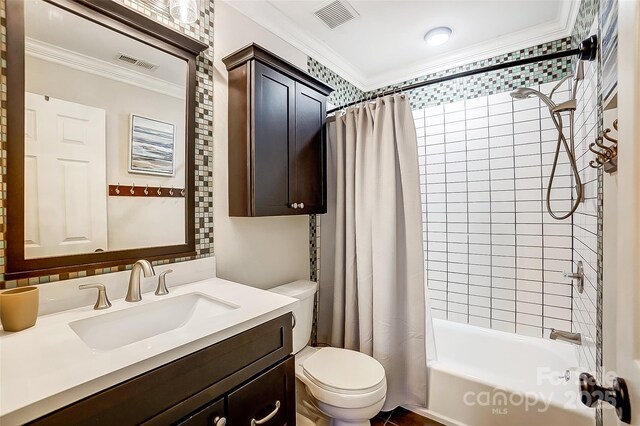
left=115, top=53, right=159, bottom=71
left=314, top=0, right=359, bottom=29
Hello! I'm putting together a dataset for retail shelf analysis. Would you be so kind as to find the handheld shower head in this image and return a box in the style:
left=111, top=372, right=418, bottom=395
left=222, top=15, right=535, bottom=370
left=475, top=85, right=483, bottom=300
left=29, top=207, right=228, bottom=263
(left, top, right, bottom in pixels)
left=510, top=87, right=557, bottom=110
left=509, top=87, right=535, bottom=100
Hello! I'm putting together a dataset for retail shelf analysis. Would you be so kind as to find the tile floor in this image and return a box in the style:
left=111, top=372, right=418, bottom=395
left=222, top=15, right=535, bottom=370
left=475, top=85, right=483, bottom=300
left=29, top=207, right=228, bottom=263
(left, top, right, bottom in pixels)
left=372, top=408, right=444, bottom=426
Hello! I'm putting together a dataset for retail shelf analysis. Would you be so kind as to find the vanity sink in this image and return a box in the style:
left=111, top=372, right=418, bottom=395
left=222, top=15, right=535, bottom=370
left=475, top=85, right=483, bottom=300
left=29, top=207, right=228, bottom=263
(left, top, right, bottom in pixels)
left=69, top=293, right=238, bottom=350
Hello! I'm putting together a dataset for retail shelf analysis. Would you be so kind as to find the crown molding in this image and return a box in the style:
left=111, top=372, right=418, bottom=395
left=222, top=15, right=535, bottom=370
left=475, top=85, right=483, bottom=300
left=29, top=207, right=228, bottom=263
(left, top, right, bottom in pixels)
left=25, top=38, right=185, bottom=99
left=224, top=0, right=369, bottom=90
left=226, top=0, right=581, bottom=93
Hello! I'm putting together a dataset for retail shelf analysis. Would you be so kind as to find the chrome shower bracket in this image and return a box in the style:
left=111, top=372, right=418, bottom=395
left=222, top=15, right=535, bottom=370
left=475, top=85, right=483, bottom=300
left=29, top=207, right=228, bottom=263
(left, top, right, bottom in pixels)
left=565, top=261, right=584, bottom=293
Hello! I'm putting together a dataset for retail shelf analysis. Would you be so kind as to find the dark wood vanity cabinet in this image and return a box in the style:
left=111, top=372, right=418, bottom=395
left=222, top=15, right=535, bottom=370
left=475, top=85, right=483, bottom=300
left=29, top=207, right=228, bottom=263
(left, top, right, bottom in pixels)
left=223, top=44, right=333, bottom=217
left=30, top=314, right=295, bottom=426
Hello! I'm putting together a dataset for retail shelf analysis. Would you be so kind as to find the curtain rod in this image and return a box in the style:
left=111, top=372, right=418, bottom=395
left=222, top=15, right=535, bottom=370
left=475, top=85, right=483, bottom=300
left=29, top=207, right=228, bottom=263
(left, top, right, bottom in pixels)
left=326, top=35, right=598, bottom=115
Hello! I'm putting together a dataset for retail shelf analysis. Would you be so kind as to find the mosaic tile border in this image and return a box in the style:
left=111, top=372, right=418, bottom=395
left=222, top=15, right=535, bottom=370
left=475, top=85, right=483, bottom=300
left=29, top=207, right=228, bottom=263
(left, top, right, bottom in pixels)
left=307, top=57, right=364, bottom=108
left=365, top=38, right=573, bottom=110
left=0, top=0, right=215, bottom=288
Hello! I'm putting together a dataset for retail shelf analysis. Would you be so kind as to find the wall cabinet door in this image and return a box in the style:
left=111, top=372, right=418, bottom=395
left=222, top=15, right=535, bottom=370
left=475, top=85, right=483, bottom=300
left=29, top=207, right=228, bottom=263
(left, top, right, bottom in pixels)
left=253, top=61, right=296, bottom=216
left=292, top=83, right=326, bottom=214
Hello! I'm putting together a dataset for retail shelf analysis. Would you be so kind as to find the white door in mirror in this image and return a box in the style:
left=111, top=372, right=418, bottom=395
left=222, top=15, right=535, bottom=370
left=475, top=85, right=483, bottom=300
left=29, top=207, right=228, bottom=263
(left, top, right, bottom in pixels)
left=24, top=93, right=108, bottom=258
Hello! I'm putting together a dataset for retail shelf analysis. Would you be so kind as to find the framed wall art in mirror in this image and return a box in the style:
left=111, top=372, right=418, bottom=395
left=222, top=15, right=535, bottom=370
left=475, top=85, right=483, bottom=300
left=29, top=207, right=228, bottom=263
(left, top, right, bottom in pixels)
left=6, top=0, right=207, bottom=280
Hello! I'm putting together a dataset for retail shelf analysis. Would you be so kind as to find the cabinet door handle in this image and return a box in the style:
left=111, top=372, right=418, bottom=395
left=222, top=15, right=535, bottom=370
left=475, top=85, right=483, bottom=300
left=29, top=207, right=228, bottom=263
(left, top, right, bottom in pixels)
left=212, top=416, right=226, bottom=426
left=290, top=203, right=298, bottom=209
left=251, top=400, right=280, bottom=425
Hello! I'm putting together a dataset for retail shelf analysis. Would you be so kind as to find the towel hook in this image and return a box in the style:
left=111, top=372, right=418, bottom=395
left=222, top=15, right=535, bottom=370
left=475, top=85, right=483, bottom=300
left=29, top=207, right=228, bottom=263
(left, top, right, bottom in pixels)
left=144, top=185, right=149, bottom=196
left=594, top=136, right=615, bottom=159
left=169, top=186, right=174, bottom=196
left=602, top=128, right=618, bottom=145
left=130, top=183, right=135, bottom=195
left=157, top=186, right=162, bottom=196
left=181, top=188, right=186, bottom=196
left=115, top=183, right=120, bottom=195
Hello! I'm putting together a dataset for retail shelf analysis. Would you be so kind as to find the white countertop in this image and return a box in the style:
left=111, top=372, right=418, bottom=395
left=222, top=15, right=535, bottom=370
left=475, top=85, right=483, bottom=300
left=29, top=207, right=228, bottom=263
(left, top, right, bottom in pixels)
left=0, top=277, right=297, bottom=425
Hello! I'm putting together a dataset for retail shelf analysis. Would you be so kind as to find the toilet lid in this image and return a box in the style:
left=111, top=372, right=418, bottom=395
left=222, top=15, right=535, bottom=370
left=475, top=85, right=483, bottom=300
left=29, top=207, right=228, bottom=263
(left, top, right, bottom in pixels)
left=302, top=348, right=386, bottom=394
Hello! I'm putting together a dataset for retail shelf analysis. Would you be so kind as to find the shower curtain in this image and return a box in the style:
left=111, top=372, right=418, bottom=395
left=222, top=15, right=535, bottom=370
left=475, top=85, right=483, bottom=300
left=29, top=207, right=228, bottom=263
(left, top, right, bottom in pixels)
left=322, top=94, right=427, bottom=410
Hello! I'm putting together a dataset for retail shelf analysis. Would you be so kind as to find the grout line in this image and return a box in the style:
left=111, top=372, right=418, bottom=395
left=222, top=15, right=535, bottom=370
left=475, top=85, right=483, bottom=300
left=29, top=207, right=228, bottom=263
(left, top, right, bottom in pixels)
left=443, top=107, right=450, bottom=321
left=463, top=85, right=470, bottom=321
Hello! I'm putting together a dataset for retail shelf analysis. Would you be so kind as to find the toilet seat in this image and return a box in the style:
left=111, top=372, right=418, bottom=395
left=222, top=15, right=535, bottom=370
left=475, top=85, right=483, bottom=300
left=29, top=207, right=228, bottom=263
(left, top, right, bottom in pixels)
left=298, top=347, right=387, bottom=409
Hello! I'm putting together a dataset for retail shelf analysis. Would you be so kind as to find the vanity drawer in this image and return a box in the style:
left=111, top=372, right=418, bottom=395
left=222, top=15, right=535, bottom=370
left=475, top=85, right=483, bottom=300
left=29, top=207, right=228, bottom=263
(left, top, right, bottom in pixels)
left=177, top=398, right=225, bottom=426
left=227, top=356, right=296, bottom=426
left=30, top=314, right=292, bottom=425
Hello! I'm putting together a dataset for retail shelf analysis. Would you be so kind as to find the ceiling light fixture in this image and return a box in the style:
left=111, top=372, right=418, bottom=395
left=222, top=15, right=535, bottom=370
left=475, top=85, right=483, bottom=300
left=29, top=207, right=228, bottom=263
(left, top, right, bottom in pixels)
left=424, top=27, right=452, bottom=46
left=169, top=0, right=198, bottom=24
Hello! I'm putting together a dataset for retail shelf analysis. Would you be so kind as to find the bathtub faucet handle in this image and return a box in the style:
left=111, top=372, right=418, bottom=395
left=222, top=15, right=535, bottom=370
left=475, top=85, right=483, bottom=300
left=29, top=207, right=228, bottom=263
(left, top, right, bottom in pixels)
left=564, top=260, right=584, bottom=294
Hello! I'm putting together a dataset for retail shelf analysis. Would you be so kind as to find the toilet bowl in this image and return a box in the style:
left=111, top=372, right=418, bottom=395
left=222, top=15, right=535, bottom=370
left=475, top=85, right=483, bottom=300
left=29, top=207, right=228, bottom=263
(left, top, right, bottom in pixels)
left=269, top=281, right=387, bottom=426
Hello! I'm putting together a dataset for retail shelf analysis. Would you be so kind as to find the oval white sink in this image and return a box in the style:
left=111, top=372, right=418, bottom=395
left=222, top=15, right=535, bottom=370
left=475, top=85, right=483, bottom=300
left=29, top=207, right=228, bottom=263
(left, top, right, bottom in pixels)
left=69, top=293, right=238, bottom=350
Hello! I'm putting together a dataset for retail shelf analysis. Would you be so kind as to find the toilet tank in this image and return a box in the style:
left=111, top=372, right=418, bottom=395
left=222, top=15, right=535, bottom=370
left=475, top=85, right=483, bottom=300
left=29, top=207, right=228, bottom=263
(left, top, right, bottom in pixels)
left=268, top=280, right=318, bottom=354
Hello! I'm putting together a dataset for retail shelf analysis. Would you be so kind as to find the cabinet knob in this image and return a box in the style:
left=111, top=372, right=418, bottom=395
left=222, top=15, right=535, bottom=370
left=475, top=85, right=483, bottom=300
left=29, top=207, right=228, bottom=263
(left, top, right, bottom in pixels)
left=299, top=203, right=304, bottom=209
left=212, top=416, right=226, bottom=426
left=291, top=203, right=298, bottom=209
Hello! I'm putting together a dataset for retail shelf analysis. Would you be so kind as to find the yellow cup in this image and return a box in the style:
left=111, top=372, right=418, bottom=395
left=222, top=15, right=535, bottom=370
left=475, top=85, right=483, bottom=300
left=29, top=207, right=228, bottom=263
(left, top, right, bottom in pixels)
left=0, top=286, right=40, bottom=332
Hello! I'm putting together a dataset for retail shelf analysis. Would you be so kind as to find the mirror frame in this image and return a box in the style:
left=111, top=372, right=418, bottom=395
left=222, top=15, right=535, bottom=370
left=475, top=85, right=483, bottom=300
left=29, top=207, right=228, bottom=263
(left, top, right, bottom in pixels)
left=6, top=0, right=208, bottom=280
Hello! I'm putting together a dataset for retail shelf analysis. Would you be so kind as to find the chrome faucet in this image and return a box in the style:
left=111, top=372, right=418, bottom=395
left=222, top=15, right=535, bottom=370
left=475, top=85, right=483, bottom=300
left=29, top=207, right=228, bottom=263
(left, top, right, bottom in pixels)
left=550, top=328, right=582, bottom=345
left=125, top=260, right=155, bottom=302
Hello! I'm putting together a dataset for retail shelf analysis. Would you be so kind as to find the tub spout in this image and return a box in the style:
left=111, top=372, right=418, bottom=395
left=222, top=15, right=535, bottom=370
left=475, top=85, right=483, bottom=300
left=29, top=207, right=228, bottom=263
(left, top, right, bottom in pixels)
left=550, top=329, right=582, bottom=345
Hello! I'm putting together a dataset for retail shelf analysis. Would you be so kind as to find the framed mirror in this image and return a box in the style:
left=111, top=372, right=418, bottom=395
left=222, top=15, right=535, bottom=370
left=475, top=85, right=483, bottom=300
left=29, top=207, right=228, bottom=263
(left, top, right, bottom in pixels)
left=6, top=0, right=207, bottom=279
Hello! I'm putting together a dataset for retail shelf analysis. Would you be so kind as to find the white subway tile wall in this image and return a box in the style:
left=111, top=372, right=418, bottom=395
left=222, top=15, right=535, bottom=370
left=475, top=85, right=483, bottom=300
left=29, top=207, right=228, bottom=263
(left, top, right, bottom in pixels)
left=416, top=80, right=577, bottom=338
left=573, top=50, right=599, bottom=374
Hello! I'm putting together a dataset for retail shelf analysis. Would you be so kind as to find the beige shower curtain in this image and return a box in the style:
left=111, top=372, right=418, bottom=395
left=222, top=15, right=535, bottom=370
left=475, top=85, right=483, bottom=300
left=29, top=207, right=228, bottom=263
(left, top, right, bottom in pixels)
left=323, top=94, right=427, bottom=410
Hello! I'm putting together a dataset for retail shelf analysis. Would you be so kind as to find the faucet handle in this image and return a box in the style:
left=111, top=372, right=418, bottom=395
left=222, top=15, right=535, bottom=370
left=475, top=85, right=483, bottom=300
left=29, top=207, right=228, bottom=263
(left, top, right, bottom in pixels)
left=79, top=284, right=112, bottom=310
left=155, top=269, right=173, bottom=296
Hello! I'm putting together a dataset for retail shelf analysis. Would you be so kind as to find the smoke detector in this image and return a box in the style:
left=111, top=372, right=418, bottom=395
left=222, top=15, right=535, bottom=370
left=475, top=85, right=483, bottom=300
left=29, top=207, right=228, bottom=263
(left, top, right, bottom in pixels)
left=314, top=0, right=359, bottom=29
left=115, top=53, right=159, bottom=71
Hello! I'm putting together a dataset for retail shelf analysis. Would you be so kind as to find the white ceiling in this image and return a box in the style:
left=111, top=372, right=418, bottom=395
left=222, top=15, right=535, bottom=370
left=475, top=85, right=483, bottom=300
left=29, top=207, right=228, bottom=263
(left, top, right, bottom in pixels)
left=227, top=0, right=580, bottom=91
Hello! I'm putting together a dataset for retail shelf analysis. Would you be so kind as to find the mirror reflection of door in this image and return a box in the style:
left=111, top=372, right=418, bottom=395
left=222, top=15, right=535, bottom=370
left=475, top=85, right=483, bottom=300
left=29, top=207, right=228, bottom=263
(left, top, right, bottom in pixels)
left=24, top=93, right=108, bottom=258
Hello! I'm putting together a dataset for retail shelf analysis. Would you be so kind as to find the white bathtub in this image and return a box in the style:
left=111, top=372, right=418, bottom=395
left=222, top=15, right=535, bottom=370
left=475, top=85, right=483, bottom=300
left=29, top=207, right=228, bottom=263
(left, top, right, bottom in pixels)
left=409, top=319, right=595, bottom=426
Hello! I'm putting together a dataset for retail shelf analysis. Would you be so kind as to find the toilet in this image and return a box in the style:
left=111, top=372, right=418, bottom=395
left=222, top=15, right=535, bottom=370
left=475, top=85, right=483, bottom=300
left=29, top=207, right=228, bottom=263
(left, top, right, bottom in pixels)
left=269, top=281, right=387, bottom=426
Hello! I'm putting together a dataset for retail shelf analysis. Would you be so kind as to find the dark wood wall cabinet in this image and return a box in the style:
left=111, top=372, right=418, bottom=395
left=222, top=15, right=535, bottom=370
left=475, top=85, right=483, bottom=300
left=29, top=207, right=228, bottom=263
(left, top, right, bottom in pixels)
left=223, top=44, right=333, bottom=217
left=29, top=314, right=295, bottom=426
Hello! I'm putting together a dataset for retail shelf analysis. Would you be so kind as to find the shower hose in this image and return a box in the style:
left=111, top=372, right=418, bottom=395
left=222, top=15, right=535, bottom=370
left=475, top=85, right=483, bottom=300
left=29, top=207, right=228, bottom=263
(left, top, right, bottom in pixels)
left=546, top=110, right=583, bottom=220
